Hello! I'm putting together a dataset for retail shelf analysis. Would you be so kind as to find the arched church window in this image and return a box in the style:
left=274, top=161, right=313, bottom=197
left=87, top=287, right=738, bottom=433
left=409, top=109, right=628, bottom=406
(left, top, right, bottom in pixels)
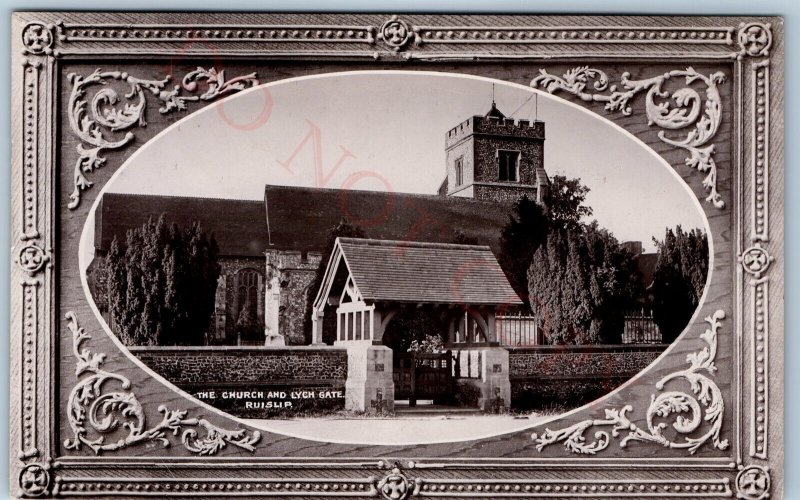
left=236, top=269, right=260, bottom=318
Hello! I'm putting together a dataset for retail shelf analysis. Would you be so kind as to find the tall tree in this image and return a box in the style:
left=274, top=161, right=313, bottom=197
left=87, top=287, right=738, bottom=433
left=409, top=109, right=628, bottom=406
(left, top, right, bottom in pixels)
left=497, top=195, right=549, bottom=309
left=304, top=218, right=367, bottom=344
left=104, top=215, right=220, bottom=346
left=527, top=223, right=640, bottom=344
left=545, top=175, right=593, bottom=227
left=651, top=226, right=709, bottom=343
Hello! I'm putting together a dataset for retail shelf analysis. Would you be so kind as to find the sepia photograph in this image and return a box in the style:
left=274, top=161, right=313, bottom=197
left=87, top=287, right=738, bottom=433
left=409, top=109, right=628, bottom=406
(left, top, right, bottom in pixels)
left=81, top=72, right=709, bottom=442
left=8, top=11, right=784, bottom=499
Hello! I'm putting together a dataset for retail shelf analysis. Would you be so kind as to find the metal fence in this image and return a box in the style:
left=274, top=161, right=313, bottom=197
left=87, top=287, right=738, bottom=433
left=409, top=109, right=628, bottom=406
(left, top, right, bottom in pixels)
left=497, top=314, right=541, bottom=347
left=622, top=310, right=662, bottom=344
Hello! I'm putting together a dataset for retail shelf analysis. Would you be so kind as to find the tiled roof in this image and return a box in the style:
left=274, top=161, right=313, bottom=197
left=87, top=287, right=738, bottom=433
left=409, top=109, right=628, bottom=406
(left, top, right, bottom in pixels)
left=95, top=185, right=514, bottom=259
left=337, top=238, right=522, bottom=305
left=95, top=193, right=268, bottom=257
left=264, top=185, right=511, bottom=254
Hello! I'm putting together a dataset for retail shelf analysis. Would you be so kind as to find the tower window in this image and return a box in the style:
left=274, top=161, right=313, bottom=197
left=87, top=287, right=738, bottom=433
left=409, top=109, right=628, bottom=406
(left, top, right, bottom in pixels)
left=498, top=150, right=519, bottom=182
left=455, top=157, right=464, bottom=186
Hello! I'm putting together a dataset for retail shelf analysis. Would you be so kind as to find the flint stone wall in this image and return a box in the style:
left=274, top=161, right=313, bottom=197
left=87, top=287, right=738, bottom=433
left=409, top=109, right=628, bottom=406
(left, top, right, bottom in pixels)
left=129, top=346, right=347, bottom=417
left=130, top=346, right=347, bottom=383
left=508, top=344, right=666, bottom=379
left=508, top=344, right=667, bottom=410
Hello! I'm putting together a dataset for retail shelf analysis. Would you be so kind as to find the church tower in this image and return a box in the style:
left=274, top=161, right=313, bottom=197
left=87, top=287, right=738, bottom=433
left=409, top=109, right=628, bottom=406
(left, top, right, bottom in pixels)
left=440, top=101, right=549, bottom=204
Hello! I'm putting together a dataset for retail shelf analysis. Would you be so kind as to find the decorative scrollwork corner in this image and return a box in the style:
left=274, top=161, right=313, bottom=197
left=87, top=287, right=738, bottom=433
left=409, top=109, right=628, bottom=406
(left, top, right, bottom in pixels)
left=66, top=67, right=259, bottom=210
left=63, top=312, right=261, bottom=456
left=532, top=310, right=728, bottom=455
left=531, top=66, right=726, bottom=209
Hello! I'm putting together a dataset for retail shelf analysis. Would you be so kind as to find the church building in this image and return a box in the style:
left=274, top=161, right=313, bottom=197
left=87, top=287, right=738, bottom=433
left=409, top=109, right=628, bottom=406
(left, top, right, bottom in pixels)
left=90, top=103, right=550, bottom=347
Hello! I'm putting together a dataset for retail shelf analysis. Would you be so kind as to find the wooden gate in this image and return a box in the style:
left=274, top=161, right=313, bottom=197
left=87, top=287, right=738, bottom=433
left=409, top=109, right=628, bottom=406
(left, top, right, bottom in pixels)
left=393, top=351, right=454, bottom=406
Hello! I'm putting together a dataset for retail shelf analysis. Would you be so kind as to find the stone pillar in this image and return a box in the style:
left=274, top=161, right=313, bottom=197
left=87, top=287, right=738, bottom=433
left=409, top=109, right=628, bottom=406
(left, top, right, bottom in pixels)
left=337, top=340, right=394, bottom=414
left=264, top=255, right=285, bottom=346
left=475, top=347, right=511, bottom=412
left=311, top=310, right=325, bottom=345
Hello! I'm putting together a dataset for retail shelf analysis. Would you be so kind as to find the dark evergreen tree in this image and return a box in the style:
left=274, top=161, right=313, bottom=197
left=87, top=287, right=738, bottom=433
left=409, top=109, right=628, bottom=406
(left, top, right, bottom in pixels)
left=303, top=218, right=367, bottom=344
left=452, top=228, right=479, bottom=246
left=527, top=223, right=640, bottom=344
left=104, top=215, right=220, bottom=346
left=651, top=226, right=709, bottom=343
left=497, top=195, right=549, bottom=309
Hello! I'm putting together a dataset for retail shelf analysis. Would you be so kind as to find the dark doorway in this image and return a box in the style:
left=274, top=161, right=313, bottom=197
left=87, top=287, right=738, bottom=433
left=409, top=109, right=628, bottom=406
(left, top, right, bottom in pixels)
left=393, top=351, right=454, bottom=406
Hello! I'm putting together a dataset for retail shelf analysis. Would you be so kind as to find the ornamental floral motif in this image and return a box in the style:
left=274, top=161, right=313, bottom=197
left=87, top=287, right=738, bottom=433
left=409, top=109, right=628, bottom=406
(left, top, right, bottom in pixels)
left=66, top=67, right=258, bottom=209
left=19, top=463, right=50, bottom=497
left=531, top=66, right=726, bottom=208
left=736, top=465, right=771, bottom=500
left=21, top=23, right=54, bottom=55
left=375, top=461, right=421, bottom=500
left=740, top=245, right=773, bottom=277
left=377, top=16, right=418, bottom=51
left=63, top=312, right=261, bottom=455
left=532, top=310, right=728, bottom=455
left=738, top=22, right=772, bottom=58
left=17, top=243, right=50, bottom=275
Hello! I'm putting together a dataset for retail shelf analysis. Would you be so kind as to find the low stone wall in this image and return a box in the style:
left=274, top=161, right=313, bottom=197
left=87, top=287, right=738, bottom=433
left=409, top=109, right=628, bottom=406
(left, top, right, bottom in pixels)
left=130, top=346, right=348, bottom=418
left=508, top=344, right=667, bottom=410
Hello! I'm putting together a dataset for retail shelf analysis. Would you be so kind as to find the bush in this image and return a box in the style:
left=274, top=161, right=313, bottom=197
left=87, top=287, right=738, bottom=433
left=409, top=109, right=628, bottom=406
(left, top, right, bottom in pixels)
left=407, top=334, right=444, bottom=353
left=454, top=381, right=482, bottom=408
left=511, top=378, right=625, bottom=412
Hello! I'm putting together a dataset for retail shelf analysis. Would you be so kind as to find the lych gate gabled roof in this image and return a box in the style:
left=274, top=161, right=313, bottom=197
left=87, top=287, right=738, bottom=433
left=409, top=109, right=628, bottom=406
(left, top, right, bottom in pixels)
left=330, top=237, right=522, bottom=306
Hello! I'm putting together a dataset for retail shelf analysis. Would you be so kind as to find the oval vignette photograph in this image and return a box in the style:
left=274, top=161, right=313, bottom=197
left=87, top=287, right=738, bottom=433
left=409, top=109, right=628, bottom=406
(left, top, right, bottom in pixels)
left=79, top=71, right=711, bottom=445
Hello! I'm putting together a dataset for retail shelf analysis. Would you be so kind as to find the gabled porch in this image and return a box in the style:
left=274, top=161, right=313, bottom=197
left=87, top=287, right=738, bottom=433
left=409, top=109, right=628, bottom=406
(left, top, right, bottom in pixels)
left=311, top=237, right=522, bottom=413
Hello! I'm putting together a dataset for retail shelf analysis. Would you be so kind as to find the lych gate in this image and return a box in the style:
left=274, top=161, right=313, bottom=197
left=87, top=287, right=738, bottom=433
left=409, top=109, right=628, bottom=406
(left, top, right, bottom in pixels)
left=312, top=237, right=522, bottom=413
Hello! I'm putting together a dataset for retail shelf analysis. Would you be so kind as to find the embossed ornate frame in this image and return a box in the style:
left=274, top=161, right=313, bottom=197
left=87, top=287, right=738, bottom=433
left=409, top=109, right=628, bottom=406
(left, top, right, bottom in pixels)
left=9, top=12, right=784, bottom=499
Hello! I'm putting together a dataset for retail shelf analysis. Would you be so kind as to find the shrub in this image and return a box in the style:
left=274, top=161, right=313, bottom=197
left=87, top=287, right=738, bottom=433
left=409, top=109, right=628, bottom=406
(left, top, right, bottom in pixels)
left=454, top=381, right=482, bottom=408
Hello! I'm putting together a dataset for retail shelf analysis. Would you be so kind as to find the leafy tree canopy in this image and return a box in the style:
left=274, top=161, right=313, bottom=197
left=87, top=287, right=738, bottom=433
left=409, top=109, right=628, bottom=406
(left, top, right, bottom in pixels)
left=545, top=175, right=593, bottom=226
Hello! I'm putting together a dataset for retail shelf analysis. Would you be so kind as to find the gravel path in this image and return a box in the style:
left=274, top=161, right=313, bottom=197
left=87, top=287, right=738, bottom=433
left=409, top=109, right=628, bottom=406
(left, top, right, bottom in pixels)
left=244, top=413, right=550, bottom=445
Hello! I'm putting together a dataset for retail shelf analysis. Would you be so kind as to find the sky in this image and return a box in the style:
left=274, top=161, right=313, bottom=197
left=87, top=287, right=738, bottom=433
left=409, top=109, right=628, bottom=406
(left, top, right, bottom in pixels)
left=88, top=71, right=708, bottom=257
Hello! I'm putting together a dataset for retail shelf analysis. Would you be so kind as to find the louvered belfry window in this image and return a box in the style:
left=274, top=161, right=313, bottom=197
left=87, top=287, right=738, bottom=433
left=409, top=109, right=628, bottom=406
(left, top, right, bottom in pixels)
left=498, top=150, right=519, bottom=182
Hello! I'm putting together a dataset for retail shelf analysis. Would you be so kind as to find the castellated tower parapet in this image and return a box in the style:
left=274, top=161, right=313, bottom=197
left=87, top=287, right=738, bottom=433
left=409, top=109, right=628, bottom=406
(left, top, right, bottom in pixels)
left=441, top=102, right=549, bottom=204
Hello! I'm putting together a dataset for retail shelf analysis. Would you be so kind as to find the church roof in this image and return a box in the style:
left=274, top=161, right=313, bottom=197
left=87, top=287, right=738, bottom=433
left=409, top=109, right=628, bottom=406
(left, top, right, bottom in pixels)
left=335, top=238, right=522, bottom=305
left=94, top=187, right=514, bottom=258
left=95, top=193, right=268, bottom=257
left=264, top=185, right=511, bottom=254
